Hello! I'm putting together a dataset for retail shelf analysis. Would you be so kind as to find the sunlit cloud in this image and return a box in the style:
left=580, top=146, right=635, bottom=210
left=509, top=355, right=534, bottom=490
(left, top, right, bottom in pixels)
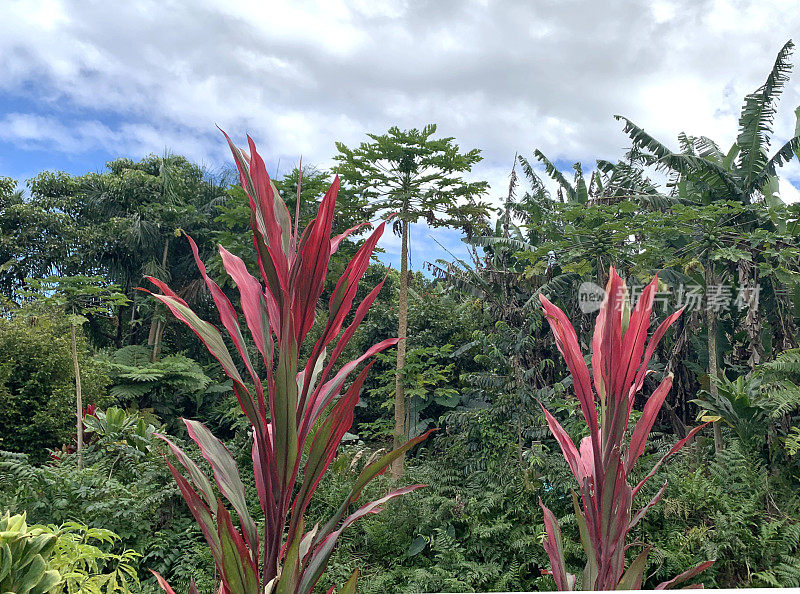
left=1, top=0, right=799, bottom=267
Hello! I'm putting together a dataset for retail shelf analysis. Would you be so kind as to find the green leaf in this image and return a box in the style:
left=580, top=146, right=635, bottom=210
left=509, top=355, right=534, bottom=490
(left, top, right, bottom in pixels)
left=338, top=569, right=359, bottom=594
left=216, top=503, right=259, bottom=594
left=405, top=536, right=427, bottom=557
left=617, top=547, right=651, bottom=590
left=183, top=419, right=258, bottom=553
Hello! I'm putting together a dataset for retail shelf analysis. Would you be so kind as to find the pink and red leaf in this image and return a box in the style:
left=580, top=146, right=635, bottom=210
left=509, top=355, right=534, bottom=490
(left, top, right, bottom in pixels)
left=539, top=267, right=710, bottom=590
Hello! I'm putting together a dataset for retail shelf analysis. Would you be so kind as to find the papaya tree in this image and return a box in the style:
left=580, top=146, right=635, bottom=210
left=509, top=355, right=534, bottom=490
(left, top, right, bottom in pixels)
left=335, top=124, right=490, bottom=475
left=22, top=275, right=128, bottom=465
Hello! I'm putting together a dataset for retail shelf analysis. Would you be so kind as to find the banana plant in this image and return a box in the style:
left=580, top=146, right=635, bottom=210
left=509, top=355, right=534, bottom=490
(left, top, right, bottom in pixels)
left=145, top=131, right=430, bottom=593
left=692, top=374, right=768, bottom=450
left=538, top=266, right=713, bottom=590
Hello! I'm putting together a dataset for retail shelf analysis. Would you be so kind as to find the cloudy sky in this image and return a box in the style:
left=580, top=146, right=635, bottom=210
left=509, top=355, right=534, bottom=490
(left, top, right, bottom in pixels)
left=2, top=0, right=800, bottom=269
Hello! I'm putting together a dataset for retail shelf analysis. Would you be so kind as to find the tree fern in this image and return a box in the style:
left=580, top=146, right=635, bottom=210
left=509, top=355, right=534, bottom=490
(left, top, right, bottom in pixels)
left=98, top=345, right=216, bottom=424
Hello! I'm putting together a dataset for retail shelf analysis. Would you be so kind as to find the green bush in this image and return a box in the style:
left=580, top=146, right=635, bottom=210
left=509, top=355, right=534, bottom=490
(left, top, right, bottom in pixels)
left=310, top=445, right=549, bottom=593
left=641, top=439, right=800, bottom=588
left=0, top=314, right=110, bottom=461
left=0, top=408, right=178, bottom=553
left=0, top=413, right=211, bottom=590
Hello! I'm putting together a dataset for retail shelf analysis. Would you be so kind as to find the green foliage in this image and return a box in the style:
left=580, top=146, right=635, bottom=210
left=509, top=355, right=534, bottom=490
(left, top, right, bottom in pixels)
left=0, top=176, right=75, bottom=297
left=97, top=346, right=219, bottom=429
left=691, top=349, right=800, bottom=463
left=22, top=276, right=129, bottom=320
left=335, top=124, right=491, bottom=230
left=4, top=154, right=232, bottom=360
left=38, top=521, right=141, bottom=593
left=693, top=374, right=768, bottom=449
left=643, top=440, right=800, bottom=588
left=0, top=418, right=180, bottom=552
left=313, top=450, right=547, bottom=594
left=368, top=345, right=459, bottom=439
left=760, top=348, right=800, bottom=418
left=0, top=512, right=61, bottom=594
left=84, top=407, right=159, bottom=456
left=139, top=520, right=214, bottom=593
left=0, top=512, right=151, bottom=594
left=0, top=313, right=110, bottom=460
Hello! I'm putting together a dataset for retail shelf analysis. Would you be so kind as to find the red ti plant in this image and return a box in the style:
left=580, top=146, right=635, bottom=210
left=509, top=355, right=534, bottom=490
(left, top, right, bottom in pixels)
left=143, top=131, right=431, bottom=593
left=538, top=266, right=713, bottom=590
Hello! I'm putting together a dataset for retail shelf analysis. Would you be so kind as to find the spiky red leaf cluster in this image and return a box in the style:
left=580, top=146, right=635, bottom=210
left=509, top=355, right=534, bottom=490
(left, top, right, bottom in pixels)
left=538, top=266, right=712, bottom=590
left=144, top=131, right=429, bottom=594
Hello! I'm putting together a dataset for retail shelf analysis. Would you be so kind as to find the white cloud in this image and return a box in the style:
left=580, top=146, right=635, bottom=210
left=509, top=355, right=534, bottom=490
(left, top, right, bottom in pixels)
left=1, top=0, right=800, bottom=213
left=0, top=114, right=114, bottom=153
left=779, top=176, right=800, bottom=204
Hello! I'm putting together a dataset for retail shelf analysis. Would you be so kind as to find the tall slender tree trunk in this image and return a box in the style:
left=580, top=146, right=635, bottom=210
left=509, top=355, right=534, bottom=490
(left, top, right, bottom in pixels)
left=115, top=304, right=125, bottom=349
left=774, top=279, right=799, bottom=351
left=150, top=237, right=170, bottom=362
left=391, top=219, right=409, bottom=478
left=128, top=296, right=138, bottom=345
left=70, top=313, right=83, bottom=469
left=705, top=265, right=723, bottom=453
left=738, top=258, right=763, bottom=369
left=151, top=321, right=166, bottom=362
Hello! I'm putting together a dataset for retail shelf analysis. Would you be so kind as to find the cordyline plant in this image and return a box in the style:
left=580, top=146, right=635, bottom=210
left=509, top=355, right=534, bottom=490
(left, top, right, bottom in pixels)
left=538, top=266, right=713, bottom=590
left=143, top=131, right=432, bottom=594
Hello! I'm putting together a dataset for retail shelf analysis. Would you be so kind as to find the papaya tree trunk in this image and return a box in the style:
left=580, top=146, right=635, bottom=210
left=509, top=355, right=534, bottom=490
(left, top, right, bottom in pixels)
left=705, top=265, right=723, bottom=453
left=391, top=219, right=409, bottom=478
left=70, top=314, right=83, bottom=469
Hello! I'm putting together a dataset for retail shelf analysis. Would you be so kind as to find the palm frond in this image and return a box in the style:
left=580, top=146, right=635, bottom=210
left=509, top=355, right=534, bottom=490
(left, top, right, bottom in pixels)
left=655, top=153, right=743, bottom=200
left=466, top=236, right=537, bottom=253
left=696, top=136, right=724, bottom=161
left=533, top=150, right=577, bottom=202
left=736, top=40, right=795, bottom=187
left=751, top=136, right=800, bottom=195
left=614, top=115, right=674, bottom=160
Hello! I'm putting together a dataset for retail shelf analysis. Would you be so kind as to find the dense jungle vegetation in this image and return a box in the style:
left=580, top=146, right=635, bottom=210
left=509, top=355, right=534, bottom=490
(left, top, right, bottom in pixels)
left=2, top=42, right=800, bottom=593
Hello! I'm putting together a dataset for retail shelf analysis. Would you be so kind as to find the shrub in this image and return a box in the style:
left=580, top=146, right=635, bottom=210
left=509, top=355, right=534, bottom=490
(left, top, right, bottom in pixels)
left=0, top=313, right=109, bottom=461
left=537, top=266, right=712, bottom=590
left=145, top=132, right=430, bottom=593
left=0, top=512, right=61, bottom=594
left=38, top=521, right=141, bottom=593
